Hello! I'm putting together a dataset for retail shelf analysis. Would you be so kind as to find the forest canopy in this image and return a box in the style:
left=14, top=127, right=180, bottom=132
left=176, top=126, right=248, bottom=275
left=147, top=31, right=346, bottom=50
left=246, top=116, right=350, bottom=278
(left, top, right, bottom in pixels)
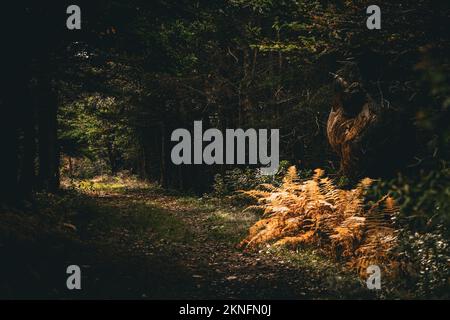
left=26, top=1, right=442, bottom=192
left=1, top=0, right=449, bottom=299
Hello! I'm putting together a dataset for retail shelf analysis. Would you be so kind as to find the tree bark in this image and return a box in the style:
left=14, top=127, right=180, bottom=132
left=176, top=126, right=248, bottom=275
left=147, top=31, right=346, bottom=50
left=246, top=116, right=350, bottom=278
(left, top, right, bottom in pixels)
left=159, top=122, right=168, bottom=188
left=37, top=76, right=59, bottom=192
left=0, top=92, right=20, bottom=204
left=18, top=86, right=36, bottom=198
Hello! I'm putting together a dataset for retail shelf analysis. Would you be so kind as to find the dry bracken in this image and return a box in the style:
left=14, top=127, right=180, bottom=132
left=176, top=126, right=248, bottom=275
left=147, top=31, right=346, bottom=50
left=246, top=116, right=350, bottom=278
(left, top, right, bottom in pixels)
left=239, top=166, right=400, bottom=279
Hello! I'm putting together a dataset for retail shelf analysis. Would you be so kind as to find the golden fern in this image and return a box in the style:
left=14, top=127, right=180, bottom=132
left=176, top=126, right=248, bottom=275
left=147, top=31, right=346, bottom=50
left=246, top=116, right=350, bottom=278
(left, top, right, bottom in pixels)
left=239, top=166, right=399, bottom=279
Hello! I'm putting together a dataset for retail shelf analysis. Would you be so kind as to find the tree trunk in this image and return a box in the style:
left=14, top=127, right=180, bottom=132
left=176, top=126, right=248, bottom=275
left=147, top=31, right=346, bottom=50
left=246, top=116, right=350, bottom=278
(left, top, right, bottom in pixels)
left=159, top=122, right=168, bottom=188
left=327, top=100, right=377, bottom=178
left=1, top=51, right=27, bottom=204
left=0, top=93, right=20, bottom=204
left=18, top=87, right=36, bottom=198
left=37, top=76, right=59, bottom=192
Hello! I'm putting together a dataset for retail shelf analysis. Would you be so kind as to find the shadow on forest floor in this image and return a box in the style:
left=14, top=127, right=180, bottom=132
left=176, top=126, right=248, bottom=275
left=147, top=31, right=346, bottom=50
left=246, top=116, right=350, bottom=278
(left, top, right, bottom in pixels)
left=0, top=177, right=376, bottom=299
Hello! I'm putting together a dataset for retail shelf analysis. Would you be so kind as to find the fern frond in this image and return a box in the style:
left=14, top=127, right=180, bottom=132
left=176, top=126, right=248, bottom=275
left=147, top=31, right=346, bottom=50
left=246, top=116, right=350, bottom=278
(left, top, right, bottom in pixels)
left=240, top=166, right=399, bottom=280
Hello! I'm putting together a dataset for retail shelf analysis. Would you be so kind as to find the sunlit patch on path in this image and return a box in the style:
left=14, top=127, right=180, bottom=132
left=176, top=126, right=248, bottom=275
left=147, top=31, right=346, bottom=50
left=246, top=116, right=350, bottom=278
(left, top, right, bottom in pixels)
left=59, top=176, right=371, bottom=299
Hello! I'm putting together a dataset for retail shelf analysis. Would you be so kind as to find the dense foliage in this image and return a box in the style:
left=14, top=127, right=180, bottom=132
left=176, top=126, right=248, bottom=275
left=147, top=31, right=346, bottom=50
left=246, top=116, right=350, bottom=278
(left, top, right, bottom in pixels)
left=240, top=166, right=449, bottom=298
left=2, top=0, right=449, bottom=299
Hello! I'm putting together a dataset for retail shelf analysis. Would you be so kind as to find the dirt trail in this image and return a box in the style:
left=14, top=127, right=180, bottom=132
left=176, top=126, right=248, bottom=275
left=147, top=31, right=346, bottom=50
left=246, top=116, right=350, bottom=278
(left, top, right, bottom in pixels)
left=63, top=184, right=371, bottom=299
left=1, top=181, right=373, bottom=299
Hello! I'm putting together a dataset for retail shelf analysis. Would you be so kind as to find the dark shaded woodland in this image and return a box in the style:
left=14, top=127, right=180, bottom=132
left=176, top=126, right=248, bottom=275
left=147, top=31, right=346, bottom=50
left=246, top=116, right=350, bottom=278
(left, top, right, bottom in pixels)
left=1, top=1, right=448, bottom=197
left=2, top=1, right=449, bottom=196
left=0, top=1, right=449, bottom=299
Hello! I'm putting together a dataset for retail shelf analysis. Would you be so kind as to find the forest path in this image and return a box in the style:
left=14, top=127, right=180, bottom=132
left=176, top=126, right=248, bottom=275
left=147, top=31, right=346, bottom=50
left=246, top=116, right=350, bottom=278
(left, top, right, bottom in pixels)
left=63, top=180, right=371, bottom=299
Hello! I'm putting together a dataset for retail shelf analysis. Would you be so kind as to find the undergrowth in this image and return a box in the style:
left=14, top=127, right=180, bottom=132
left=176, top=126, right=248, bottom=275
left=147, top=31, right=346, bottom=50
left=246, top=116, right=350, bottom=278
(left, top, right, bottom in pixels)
left=239, top=166, right=400, bottom=279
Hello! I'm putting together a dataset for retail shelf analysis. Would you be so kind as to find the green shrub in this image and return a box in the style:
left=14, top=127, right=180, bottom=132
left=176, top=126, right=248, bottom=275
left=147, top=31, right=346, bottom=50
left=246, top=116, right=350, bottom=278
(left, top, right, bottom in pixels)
left=211, top=161, right=295, bottom=198
left=368, top=164, right=450, bottom=298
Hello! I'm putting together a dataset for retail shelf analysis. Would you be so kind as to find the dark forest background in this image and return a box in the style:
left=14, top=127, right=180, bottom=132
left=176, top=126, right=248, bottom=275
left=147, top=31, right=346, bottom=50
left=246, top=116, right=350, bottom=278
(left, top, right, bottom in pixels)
left=0, top=1, right=449, bottom=299
left=2, top=0, right=448, bottom=198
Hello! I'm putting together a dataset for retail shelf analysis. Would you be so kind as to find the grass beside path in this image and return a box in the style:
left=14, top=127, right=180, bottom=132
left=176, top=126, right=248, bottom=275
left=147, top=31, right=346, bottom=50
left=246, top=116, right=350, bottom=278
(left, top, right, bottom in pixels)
left=1, top=176, right=375, bottom=299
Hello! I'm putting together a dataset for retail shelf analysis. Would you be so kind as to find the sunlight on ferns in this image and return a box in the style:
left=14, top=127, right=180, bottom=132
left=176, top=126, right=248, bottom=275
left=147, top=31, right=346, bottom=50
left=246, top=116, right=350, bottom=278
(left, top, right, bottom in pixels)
left=239, top=166, right=400, bottom=279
